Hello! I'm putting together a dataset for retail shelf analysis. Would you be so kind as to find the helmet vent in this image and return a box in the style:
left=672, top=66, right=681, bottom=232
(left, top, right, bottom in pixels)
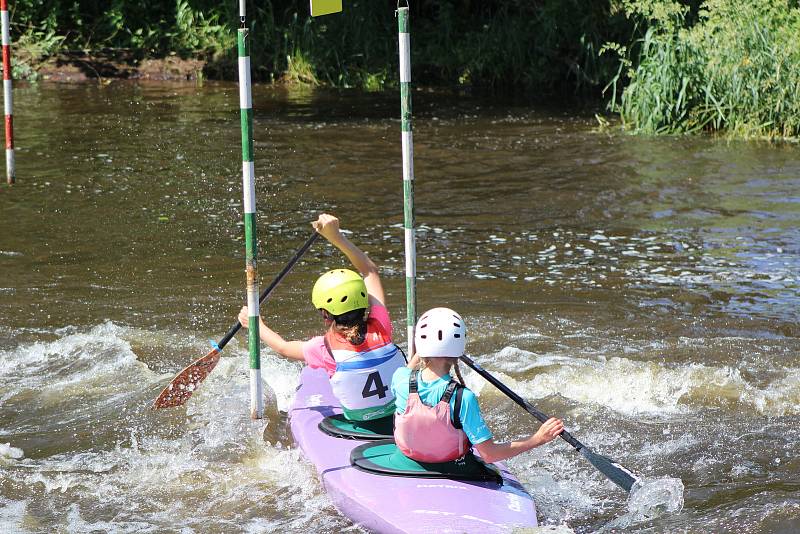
left=438, top=330, right=443, bottom=341
left=454, top=333, right=461, bottom=338
left=360, top=292, right=366, bottom=297
left=326, top=298, right=333, bottom=303
left=340, top=296, right=348, bottom=302
left=420, top=334, right=427, bottom=339
left=419, top=323, right=427, bottom=329
left=453, top=322, right=461, bottom=327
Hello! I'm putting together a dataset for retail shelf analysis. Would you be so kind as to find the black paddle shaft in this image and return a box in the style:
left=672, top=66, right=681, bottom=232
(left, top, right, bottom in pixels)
left=216, top=232, right=320, bottom=350
left=460, top=355, right=584, bottom=451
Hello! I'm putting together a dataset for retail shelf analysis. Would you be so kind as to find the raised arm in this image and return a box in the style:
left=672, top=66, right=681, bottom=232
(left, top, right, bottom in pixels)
left=312, top=214, right=385, bottom=306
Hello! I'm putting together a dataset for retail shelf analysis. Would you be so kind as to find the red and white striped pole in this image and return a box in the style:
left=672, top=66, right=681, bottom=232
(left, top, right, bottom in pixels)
left=1, top=0, right=14, bottom=184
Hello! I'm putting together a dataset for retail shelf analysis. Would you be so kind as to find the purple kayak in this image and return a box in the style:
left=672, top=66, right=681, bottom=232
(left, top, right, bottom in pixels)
left=288, top=366, right=539, bottom=533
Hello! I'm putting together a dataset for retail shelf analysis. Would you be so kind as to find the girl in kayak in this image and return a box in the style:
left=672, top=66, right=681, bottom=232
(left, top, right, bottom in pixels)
left=392, top=307, right=564, bottom=463
left=239, top=213, right=405, bottom=421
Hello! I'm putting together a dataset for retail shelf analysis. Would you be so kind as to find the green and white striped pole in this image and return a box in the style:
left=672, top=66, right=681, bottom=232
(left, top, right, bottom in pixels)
left=397, top=5, right=416, bottom=356
left=238, top=0, right=263, bottom=419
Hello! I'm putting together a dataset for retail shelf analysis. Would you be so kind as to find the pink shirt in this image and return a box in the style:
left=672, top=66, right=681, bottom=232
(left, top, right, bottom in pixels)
left=302, top=304, right=393, bottom=377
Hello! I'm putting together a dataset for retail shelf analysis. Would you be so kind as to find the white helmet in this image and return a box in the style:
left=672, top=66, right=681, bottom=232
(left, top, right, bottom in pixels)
left=414, top=307, right=466, bottom=358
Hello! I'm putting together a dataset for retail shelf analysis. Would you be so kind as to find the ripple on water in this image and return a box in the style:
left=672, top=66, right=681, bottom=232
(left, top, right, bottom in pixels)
left=1, top=86, right=798, bottom=533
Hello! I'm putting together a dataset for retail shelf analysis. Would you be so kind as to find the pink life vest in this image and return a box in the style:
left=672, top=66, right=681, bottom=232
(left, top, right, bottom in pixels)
left=394, top=372, right=471, bottom=463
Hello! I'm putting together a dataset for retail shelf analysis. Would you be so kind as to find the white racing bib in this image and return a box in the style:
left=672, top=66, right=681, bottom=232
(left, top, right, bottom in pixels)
left=326, top=324, right=405, bottom=420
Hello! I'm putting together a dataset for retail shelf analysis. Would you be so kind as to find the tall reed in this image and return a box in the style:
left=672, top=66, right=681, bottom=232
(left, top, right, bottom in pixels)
left=605, top=0, right=800, bottom=139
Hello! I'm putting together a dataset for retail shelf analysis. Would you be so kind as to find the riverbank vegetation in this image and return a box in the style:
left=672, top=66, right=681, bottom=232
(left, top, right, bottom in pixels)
left=605, top=0, right=800, bottom=138
left=8, top=1, right=631, bottom=96
left=6, top=0, right=800, bottom=138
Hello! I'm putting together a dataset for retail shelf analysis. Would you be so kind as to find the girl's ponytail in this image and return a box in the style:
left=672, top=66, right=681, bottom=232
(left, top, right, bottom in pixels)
left=327, top=307, right=368, bottom=345
left=336, top=322, right=367, bottom=345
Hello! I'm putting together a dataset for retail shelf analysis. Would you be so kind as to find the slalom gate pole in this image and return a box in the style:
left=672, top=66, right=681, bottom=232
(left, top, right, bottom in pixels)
left=238, top=0, right=263, bottom=419
left=397, top=4, right=416, bottom=356
left=1, top=0, right=14, bottom=184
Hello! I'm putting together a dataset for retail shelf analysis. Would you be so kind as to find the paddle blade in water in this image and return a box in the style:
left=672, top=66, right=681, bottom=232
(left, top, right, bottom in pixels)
left=580, top=446, right=639, bottom=492
left=152, top=349, right=221, bottom=409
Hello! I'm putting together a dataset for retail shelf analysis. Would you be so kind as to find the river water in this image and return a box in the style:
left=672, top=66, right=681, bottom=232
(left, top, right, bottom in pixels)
left=0, top=82, right=798, bottom=533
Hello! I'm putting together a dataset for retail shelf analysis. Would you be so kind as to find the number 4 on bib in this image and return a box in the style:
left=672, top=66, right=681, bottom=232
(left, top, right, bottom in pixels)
left=362, top=371, right=389, bottom=399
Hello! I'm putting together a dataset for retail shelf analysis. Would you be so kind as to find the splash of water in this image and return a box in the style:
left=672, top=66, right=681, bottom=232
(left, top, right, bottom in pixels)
left=628, top=477, right=685, bottom=516
left=602, top=477, right=684, bottom=530
left=0, top=322, right=353, bottom=533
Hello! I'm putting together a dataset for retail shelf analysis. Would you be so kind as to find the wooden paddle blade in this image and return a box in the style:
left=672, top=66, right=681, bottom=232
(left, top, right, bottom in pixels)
left=152, top=349, right=221, bottom=409
left=580, top=447, right=639, bottom=492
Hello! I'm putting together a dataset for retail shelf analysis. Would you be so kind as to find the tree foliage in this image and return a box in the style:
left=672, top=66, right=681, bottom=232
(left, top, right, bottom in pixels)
left=6, top=0, right=800, bottom=137
left=7, top=0, right=631, bottom=97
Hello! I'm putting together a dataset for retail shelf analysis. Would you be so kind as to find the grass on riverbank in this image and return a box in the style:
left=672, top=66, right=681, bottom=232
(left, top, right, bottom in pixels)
left=604, top=0, right=800, bottom=139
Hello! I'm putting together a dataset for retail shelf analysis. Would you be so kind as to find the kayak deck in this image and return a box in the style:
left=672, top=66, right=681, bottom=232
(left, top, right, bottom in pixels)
left=288, top=367, right=538, bottom=533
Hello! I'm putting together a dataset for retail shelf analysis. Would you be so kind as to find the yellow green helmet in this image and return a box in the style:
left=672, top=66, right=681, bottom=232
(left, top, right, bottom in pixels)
left=311, top=269, right=368, bottom=316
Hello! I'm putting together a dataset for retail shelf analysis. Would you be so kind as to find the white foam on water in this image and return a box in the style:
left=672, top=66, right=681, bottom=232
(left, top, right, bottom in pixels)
left=729, top=462, right=757, bottom=479
left=742, top=372, right=800, bottom=416
left=0, top=443, right=24, bottom=462
left=66, top=503, right=161, bottom=534
left=481, top=347, right=573, bottom=374
left=635, top=434, right=695, bottom=458
left=0, top=323, right=348, bottom=533
left=0, top=322, right=171, bottom=448
left=519, top=526, right=577, bottom=533
left=509, top=438, right=618, bottom=530
left=9, top=392, right=344, bottom=533
left=523, top=469, right=600, bottom=526
left=482, top=346, right=800, bottom=417
left=0, top=498, right=30, bottom=533
left=246, top=447, right=351, bottom=531
left=504, top=400, right=686, bottom=530
left=0, top=321, right=161, bottom=400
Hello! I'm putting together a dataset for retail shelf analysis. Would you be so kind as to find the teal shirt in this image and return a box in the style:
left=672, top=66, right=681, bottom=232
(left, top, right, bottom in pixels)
left=391, top=367, right=493, bottom=446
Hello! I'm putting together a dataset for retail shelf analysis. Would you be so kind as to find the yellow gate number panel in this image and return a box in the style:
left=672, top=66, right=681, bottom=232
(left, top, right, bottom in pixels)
left=310, top=0, right=342, bottom=16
